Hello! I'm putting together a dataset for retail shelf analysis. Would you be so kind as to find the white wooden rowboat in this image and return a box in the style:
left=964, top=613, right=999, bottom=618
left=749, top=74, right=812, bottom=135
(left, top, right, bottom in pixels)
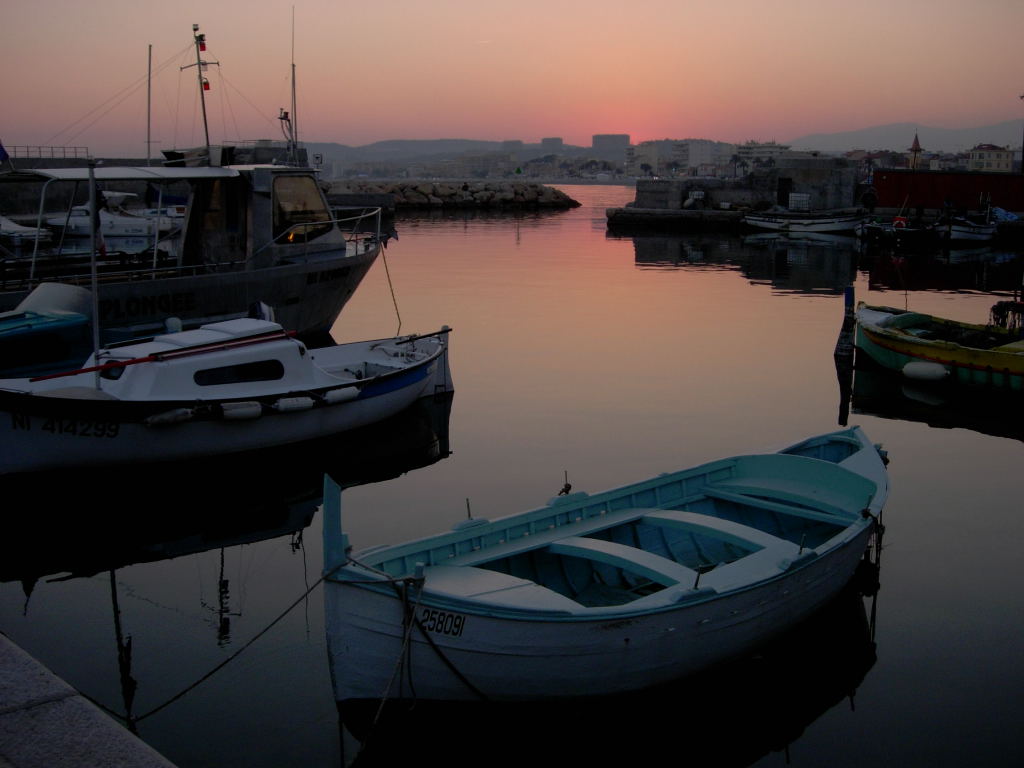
left=0, top=318, right=452, bottom=474
left=744, top=211, right=866, bottom=234
left=323, top=425, right=888, bottom=702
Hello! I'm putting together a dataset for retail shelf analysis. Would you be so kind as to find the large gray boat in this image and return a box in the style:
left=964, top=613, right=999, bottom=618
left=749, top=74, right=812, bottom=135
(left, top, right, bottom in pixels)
left=0, top=160, right=381, bottom=338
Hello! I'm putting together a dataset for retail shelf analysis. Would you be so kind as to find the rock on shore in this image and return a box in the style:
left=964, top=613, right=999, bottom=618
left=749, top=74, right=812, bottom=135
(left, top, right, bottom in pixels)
left=326, top=180, right=580, bottom=209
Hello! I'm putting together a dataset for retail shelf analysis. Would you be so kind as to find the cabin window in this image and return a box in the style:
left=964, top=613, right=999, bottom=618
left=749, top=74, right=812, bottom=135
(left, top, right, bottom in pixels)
left=194, top=359, right=285, bottom=386
left=272, top=176, right=333, bottom=244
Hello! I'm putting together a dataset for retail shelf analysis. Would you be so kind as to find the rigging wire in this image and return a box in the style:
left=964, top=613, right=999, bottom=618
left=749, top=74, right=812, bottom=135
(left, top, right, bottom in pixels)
left=45, top=43, right=193, bottom=147
left=218, top=72, right=281, bottom=133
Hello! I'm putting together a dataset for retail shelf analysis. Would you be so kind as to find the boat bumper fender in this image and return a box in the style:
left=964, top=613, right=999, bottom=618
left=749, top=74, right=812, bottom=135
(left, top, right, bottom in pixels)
left=324, top=386, right=360, bottom=404
left=902, top=361, right=949, bottom=381
left=144, top=407, right=194, bottom=427
left=273, top=396, right=315, bottom=412
left=221, top=401, right=263, bottom=420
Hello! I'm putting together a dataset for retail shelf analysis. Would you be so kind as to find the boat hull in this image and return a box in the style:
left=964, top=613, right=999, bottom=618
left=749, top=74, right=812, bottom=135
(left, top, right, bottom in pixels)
left=744, top=213, right=865, bottom=234
left=325, top=524, right=872, bottom=702
left=855, top=304, right=1024, bottom=391
left=0, top=245, right=378, bottom=338
left=939, top=220, right=997, bottom=243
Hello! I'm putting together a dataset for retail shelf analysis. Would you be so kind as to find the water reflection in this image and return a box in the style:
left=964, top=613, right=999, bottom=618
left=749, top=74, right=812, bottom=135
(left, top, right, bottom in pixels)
left=1, top=395, right=453, bottom=590
left=629, top=232, right=858, bottom=295
left=338, top=583, right=880, bottom=768
left=849, top=362, right=1024, bottom=444
left=0, top=395, right=453, bottom=735
left=863, top=247, right=1024, bottom=293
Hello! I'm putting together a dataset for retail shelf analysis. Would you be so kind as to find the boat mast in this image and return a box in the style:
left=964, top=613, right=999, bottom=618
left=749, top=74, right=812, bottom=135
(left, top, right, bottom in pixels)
left=181, top=24, right=218, bottom=159
left=88, top=160, right=102, bottom=389
left=146, top=44, right=152, bottom=166
left=291, top=7, right=298, bottom=164
left=278, top=8, right=300, bottom=165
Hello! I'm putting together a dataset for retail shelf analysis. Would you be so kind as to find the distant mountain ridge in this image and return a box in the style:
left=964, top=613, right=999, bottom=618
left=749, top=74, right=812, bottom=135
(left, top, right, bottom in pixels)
left=787, top=120, right=1022, bottom=153
left=303, top=120, right=1022, bottom=168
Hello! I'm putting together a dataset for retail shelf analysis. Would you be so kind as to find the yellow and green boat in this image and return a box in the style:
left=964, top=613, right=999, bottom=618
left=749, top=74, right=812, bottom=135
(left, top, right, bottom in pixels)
left=855, top=302, right=1024, bottom=391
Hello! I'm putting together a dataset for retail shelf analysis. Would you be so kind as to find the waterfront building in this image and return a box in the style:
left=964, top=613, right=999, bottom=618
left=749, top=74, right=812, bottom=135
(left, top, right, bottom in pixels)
left=967, top=144, right=1014, bottom=173
left=624, top=141, right=661, bottom=176
left=735, top=140, right=791, bottom=165
left=671, top=139, right=736, bottom=174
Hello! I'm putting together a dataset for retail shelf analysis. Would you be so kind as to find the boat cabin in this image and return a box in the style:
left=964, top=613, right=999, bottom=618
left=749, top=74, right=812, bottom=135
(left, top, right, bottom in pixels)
left=2, top=163, right=353, bottom=273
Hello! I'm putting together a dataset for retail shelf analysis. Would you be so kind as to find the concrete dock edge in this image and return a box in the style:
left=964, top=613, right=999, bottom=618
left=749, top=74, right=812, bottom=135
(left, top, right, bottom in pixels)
left=0, top=633, right=177, bottom=768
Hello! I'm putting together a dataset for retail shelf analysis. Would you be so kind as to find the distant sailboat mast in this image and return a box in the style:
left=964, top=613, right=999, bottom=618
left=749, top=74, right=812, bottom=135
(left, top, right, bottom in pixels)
left=291, top=6, right=298, bottom=163
left=279, top=8, right=300, bottom=165
left=146, top=44, right=152, bottom=166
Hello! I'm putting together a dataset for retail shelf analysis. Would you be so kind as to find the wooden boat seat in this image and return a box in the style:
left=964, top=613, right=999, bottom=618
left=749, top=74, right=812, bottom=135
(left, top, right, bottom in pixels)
left=704, top=454, right=869, bottom=522
left=634, top=509, right=805, bottom=593
left=640, top=509, right=789, bottom=551
left=548, top=536, right=698, bottom=587
left=703, top=487, right=851, bottom=526
left=422, top=565, right=579, bottom=614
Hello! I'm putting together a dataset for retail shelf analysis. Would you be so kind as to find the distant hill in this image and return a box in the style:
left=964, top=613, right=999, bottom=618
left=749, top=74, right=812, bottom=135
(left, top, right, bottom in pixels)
left=304, top=138, right=590, bottom=168
left=787, top=120, right=1022, bottom=153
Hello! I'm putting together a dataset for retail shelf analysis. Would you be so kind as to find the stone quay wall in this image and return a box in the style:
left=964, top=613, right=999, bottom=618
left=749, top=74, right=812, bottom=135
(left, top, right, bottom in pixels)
left=326, top=180, right=580, bottom=210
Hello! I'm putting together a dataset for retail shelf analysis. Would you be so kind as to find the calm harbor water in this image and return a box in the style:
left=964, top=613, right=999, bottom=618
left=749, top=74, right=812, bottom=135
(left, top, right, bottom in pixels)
left=2, top=185, right=1023, bottom=766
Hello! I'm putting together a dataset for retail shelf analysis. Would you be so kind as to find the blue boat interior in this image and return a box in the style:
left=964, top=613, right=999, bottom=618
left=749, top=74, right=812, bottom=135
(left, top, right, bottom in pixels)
left=348, top=431, right=880, bottom=613
left=477, top=497, right=847, bottom=607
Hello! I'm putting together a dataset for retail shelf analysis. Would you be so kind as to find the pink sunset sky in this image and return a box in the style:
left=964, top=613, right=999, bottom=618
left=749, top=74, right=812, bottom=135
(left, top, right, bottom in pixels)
left=2, top=0, right=1022, bottom=157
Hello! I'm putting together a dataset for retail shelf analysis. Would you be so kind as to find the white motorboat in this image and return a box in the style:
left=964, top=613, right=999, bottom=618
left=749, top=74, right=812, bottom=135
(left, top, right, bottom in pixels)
left=744, top=210, right=867, bottom=234
left=323, top=426, right=887, bottom=702
left=0, top=214, right=52, bottom=247
left=45, top=192, right=178, bottom=237
left=0, top=318, right=452, bottom=474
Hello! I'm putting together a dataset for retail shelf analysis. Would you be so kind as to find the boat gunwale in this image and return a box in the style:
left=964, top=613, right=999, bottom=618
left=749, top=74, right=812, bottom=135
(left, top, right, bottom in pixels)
left=333, top=522, right=874, bottom=623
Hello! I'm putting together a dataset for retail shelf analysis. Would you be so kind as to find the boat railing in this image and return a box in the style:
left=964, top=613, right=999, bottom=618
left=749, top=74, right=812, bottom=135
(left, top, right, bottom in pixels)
left=254, top=207, right=383, bottom=259
left=0, top=252, right=251, bottom=294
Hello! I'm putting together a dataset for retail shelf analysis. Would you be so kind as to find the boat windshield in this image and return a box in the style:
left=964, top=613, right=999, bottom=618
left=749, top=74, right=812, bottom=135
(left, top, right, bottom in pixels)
left=272, top=175, right=334, bottom=244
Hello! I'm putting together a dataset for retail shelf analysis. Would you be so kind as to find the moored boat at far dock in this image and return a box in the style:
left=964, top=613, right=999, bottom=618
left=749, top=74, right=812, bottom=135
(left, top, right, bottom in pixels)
left=744, top=209, right=866, bottom=234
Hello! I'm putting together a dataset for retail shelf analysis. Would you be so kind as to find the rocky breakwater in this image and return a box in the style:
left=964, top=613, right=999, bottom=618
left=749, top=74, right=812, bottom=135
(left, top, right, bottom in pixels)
left=327, top=180, right=580, bottom=210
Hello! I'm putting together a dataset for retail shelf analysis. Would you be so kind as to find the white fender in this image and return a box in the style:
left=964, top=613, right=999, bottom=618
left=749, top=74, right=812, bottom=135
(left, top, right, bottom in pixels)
left=221, top=401, right=263, bottom=419
left=902, top=361, right=949, bottom=381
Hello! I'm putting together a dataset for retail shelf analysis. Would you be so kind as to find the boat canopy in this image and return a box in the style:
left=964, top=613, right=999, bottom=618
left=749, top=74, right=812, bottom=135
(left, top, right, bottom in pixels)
left=0, top=167, right=241, bottom=184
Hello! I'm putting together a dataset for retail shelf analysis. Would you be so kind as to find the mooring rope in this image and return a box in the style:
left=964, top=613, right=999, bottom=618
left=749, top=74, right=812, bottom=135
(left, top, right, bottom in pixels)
left=379, top=244, right=403, bottom=336
left=79, top=560, right=382, bottom=727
